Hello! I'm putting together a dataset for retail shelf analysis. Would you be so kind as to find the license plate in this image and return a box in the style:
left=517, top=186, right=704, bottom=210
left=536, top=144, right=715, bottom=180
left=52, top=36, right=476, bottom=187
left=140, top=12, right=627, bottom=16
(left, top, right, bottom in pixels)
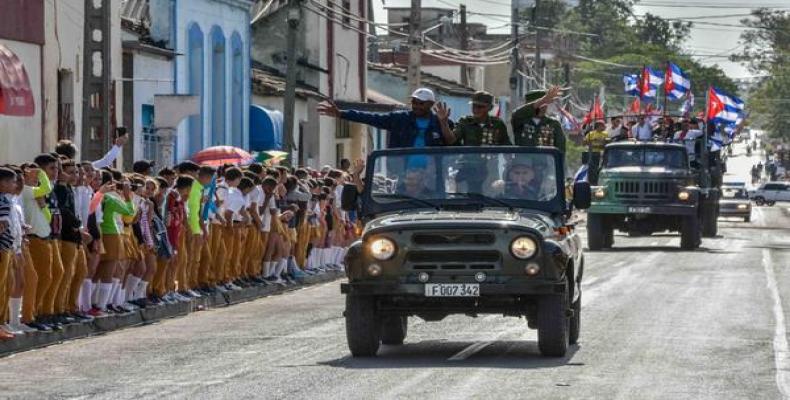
left=424, top=283, right=480, bottom=297
left=627, top=206, right=652, bottom=214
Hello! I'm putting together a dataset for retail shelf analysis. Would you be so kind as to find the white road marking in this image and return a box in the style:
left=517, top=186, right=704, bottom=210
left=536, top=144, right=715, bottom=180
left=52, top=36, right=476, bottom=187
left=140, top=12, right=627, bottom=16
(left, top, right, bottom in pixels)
left=447, top=341, right=495, bottom=361
left=762, top=248, right=790, bottom=399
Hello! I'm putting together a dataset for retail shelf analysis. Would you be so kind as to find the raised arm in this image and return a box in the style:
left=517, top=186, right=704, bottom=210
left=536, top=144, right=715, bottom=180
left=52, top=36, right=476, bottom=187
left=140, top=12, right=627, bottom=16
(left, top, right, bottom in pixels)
left=91, top=135, right=128, bottom=169
left=434, top=102, right=456, bottom=145
left=318, top=100, right=394, bottom=131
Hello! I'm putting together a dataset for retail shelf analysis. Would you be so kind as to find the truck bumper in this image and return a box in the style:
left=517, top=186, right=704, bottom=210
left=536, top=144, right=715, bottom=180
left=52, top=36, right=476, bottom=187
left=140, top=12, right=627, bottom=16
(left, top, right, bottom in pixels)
left=589, top=203, right=697, bottom=216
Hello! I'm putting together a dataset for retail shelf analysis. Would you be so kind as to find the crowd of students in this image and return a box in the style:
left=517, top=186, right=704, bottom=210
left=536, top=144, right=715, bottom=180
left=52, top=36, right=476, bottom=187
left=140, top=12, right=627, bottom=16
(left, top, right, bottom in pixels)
left=0, top=136, right=361, bottom=339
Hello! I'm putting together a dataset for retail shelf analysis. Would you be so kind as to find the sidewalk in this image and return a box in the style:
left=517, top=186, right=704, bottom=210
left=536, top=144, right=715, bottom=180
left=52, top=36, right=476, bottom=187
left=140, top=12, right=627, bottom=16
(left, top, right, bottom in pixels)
left=0, top=270, right=346, bottom=357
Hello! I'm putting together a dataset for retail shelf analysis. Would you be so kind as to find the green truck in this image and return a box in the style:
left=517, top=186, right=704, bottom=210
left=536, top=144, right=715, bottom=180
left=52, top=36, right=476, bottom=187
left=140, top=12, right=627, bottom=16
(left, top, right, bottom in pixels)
left=586, top=142, right=720, bottom=250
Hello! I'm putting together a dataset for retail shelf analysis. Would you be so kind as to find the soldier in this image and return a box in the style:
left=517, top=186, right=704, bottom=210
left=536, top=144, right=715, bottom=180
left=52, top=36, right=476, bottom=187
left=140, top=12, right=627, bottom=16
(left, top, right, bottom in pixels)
left=511, top=88, right=566, bottom=153
left=453, top=91, right=511, bottom=146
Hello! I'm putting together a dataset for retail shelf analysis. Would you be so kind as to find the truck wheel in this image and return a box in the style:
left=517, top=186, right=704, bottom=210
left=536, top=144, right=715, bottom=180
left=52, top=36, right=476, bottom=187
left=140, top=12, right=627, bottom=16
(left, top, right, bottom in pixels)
left=744, top=214, right=751, bottom=223
left=587, top=214, right=606, bottom=251
left=537, top=284, right=570, bottom=357
left=767, top=201, right=776, bottom=206
left=380, top=316, right=408, bottom=345
left=345, top=295, right=381, bottom=357
left=569, top=291, right=581, bottom=346
left=603, top=226, right=614, bottom=248
left=680, top=214, right=700, bottom=250
left=754, top=196, right=765, bottom=206
left=701, top=202, right=718, bottom=238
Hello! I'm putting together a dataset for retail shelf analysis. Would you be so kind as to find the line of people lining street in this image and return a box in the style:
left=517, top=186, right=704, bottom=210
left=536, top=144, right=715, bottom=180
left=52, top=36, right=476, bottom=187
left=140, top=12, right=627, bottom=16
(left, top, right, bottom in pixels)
left=0, top=135, right=362, bottom=337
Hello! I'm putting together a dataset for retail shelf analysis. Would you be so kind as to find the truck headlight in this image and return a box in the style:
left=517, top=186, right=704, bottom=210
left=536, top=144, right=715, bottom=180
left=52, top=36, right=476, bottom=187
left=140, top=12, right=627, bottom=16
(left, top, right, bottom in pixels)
left=737, top=204, right=748, bottom=209
left=369, top=238, right=396, bottom=260
left=510, top=236, right=537, bottom=259
left=678, top=191, right=690, bottom=201
left=594, top=188, right=606, bottom=199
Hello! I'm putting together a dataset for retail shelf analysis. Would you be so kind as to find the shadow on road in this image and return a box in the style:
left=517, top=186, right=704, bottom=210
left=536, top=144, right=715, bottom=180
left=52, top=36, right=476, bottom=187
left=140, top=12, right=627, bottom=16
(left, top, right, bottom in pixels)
left=318, top=341, right=581, bottom=369
left=585, top=246, right=733, bottom=254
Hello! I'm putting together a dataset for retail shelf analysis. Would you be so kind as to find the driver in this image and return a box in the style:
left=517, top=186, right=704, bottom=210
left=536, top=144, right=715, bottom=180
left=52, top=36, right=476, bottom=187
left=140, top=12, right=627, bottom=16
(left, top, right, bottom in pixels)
left=496, top=160, right=543, bottom=200
left=396, top=167, right=434, bottom=198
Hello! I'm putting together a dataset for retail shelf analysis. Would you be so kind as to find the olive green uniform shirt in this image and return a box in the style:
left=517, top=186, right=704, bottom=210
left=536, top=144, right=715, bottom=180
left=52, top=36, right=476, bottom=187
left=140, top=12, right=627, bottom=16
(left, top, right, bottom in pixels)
left=511, top=105, right=566, bottom=153
left=453, top=115, right=511, bottom=146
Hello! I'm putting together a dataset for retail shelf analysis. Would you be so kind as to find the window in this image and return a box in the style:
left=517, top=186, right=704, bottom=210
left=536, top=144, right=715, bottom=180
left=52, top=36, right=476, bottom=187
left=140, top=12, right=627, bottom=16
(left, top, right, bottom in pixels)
left=336, top=119, right=351, bottom=138
left=336, top=142, right=345, bottom=167
left=764, top=184, right=781, bottom=190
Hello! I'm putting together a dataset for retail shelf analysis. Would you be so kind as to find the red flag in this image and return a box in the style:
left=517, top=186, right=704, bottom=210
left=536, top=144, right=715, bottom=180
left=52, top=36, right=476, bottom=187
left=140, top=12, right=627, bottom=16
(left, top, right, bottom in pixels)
left=582, top=96, right=605, bottom=125
left=645, top=102, right=656, bottom=115
left=706, top=86, right=724, bottom=122
left=640, top=66, right=651, bottom=100
left=629, top=97, right=640, bottom=114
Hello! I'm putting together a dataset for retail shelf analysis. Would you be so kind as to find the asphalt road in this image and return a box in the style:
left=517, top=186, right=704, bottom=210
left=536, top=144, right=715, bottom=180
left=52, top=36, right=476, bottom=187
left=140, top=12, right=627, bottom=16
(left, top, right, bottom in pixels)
left=2, top=143, right=789, bottom=400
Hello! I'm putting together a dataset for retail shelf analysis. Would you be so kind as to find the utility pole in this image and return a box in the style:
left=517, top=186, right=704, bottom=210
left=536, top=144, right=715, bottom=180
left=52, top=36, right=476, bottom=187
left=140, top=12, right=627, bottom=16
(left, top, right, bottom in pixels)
left=563, top=62, right=571, bottom=87
left=533, top=0, right=542, bottom=88
left=407, top=0, right=422, bottom=93
left=283, top=0, right=303, bottom=161
left=509, top=0, right=521, bottom=114
left=460, top=4, right=469, bottom=87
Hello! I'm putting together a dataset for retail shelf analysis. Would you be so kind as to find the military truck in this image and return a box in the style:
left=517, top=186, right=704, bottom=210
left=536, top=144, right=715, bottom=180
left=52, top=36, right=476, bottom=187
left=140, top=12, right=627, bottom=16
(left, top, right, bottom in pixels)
left=586, top=141, right=720, bottom=250
left=340, top=146, right=591, bottom=357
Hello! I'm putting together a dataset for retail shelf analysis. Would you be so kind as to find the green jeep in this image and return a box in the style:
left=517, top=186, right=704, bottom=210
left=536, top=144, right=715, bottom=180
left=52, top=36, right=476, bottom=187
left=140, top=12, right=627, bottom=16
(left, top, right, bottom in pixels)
left=340, top=146, right=591, bottom=358
left=587, top=141, right=719, bottom=250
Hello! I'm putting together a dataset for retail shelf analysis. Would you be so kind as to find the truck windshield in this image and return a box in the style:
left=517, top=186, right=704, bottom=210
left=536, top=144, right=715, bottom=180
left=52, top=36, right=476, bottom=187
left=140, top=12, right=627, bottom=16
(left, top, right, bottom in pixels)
left=368, top=151, right=559, bottom=207
left=604, top=148, right=687, bottom=169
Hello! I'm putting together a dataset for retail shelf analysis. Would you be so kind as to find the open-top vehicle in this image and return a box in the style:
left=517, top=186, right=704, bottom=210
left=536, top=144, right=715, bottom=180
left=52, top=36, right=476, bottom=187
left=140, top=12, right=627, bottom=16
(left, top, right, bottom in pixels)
left=340, top=146, right=590, bottom=357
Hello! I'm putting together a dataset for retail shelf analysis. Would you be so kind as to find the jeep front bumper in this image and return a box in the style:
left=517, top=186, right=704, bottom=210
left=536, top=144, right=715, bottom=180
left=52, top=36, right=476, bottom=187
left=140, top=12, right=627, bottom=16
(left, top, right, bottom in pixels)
left=589, top=202, right=697, bottom=216
left=340, top=281, right=566, bottom=296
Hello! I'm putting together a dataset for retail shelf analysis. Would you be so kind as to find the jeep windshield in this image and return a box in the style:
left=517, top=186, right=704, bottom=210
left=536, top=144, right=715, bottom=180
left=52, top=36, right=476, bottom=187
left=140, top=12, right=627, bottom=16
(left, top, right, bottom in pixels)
left=604, top=147, right=687, bottom=169
left=362, top=147, right=565, bottom=215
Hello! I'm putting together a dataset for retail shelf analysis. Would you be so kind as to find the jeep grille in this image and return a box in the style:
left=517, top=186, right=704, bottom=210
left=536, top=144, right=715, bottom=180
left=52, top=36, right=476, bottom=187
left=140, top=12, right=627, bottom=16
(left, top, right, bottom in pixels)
left=412, top=233, right=496, bottom=246
left=407, top=250, right=501, bottom=271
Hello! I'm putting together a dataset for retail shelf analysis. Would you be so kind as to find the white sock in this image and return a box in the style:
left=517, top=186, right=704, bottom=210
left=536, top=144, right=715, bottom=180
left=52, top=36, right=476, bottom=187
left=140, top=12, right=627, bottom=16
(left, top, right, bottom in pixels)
left=318, top=249, right=328, bottom=267
left=124, top=276, right=141, bottom=301
left=137, top=281, right=149, bottom=300
left=307, top=249, right=317, bottom=269
left=262, top=262, right=271, bottom=277
left=112, top=279, right=126, bottom=306
left=81, top=280, right=93, bottom=311
left=108, top=279, right=120, bottom=307
left=8, top=298, right=21, bottom=326
left=91, top=280, right=100, bottom=306
left=97, top=283, right=113, bottom=311
left=275, top=259, right=287, bottom=277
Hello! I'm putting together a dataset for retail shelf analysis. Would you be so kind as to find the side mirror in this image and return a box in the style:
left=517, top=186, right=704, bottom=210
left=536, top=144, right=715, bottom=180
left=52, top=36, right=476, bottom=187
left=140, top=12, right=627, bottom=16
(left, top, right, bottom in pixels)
left=573, top=181, right=591, bottom=210
left=340, top=184, right=359, bottom=212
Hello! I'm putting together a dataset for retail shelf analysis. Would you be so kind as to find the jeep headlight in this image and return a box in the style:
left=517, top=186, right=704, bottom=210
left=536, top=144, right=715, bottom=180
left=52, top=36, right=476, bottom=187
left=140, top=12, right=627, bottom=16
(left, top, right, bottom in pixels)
left=369, top=238, right=396, bottom=260
left=678, top=191, right=690, bottom=201
left=594, top=187, right=606, bottom=199
left=737, top=204, right=748, bottom=209
left=510, top=236, right=537, bottom=259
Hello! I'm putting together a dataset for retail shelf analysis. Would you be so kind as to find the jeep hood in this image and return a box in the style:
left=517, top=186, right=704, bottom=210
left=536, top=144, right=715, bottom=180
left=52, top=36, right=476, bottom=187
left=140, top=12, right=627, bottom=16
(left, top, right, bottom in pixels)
left=364, top=209, right=555, bottom=236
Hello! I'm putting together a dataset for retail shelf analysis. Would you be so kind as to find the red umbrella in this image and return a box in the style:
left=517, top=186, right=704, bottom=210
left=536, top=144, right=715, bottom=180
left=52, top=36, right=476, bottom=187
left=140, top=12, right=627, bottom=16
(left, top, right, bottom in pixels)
left=192, top=146, right=253, bottom=166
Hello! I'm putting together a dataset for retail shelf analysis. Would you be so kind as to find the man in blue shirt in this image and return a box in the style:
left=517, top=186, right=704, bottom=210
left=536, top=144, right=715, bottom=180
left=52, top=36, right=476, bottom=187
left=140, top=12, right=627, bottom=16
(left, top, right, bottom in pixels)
left=317, top=88, right=455, bottom=148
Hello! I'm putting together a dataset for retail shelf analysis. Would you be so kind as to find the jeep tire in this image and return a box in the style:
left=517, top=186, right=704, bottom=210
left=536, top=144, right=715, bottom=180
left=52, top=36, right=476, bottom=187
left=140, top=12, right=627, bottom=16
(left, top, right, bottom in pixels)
left=587, top=213, right=606, bottom=251
left=381, top=316, right=408, bottom=345
left=680, top=214, right=700, bottom=250
left=345, top=295, right=381, bottom=357
left=537, top=283, right=570, bottom=357
left=569, top=291, right=581, bottom=346
left=701, top=200, right=718, bottom=238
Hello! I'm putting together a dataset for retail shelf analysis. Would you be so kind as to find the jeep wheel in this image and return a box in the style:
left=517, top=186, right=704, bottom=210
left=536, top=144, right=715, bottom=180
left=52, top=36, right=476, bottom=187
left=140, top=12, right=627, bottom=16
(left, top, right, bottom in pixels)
left=569, top=291, right=581, bottom=345
left=680, top=214, right=700, bottom=250
left=744, top=215, right=751, bottom=223
left=381, top=316, right=408, bottom=345
left=587, top=214, right=606, bottom=251
left=754, top=196, right=765, bottom=206
left=537, top=284, right=570, bottom=357
left=345, top=295, right=381, bottom=357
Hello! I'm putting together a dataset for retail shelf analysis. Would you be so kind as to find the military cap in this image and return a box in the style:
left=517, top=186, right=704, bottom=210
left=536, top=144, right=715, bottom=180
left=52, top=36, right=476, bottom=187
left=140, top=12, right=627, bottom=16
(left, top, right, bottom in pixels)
left=524, top=90, right=547, bottom=105
left=470, top=91, right=494, bottom=107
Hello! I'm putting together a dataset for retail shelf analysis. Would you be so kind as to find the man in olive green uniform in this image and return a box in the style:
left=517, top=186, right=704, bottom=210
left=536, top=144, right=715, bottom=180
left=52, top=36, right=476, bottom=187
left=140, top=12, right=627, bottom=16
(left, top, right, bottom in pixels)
left=511, top=89, right=566, bottom=154
left=453, top=91, right=511, bottom=146
left=453, top=91, right=511, bottom=192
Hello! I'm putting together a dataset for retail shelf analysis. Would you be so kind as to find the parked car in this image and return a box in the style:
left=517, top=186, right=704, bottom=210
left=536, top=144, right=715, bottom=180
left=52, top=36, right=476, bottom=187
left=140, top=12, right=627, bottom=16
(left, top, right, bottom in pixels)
left=749, top=182, right=790, bottom=206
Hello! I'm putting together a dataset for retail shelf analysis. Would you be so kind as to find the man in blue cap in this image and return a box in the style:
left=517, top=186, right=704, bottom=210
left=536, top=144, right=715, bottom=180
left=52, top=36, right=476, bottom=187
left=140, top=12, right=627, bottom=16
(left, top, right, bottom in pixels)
left=317, top=87, right=455, bottom=148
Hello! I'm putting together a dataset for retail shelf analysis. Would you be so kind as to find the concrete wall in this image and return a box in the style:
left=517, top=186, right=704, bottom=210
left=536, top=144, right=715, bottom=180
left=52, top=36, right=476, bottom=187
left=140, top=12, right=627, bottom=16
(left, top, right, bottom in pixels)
left=130, top=50, right=174, bottom=161
left=423, top=65, right=461, bottom=84
left=0, top=39, right=42, bottom=163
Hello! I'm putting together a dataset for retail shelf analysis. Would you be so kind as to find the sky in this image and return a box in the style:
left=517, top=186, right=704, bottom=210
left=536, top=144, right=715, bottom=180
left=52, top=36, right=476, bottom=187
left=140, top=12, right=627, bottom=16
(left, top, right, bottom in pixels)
left=371, top=0, right=790, bottom=80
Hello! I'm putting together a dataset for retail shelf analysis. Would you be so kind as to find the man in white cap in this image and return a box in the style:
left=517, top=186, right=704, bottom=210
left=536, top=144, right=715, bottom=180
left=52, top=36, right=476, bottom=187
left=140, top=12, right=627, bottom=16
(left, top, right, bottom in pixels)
left=317, top=88, right=455, bottom=148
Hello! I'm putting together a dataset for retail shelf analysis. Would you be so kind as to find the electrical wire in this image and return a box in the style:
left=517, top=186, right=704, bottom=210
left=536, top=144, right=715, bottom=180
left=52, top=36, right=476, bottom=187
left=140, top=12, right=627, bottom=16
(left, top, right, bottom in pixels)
left=419, top=50, right=510, bottom=65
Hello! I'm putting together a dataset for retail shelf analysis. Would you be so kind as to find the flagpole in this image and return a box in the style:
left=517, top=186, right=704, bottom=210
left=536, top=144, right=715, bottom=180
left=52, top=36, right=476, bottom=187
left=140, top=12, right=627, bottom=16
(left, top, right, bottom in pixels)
left=702, top=86, right=711, bottom=188
left=663, top=61, right=669, bottom=120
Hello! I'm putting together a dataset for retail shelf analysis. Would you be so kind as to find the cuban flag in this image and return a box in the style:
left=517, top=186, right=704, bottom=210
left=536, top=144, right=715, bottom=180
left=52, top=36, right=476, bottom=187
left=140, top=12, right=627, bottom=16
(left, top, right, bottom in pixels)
left=680, top=90, right=695, bottom=116
left=639, top=66, right=664, bottom=100
left=558, top=106, right=580, bottom=133
left=706, top=86, right=744, bottom=126
left=573, top=164, right=588, bottom=183
left=623, top=74, right=640, bottom=97
left=665, top=62, right=690, bottom=101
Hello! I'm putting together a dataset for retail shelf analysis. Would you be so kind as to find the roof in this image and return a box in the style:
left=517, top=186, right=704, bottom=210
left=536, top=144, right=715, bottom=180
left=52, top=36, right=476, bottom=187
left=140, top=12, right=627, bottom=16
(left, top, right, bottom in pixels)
left=251, top=68, right=325, bottom=100
left=367, top=89, right=405, bottom=107
left=368, top=63, right=476, bottom=97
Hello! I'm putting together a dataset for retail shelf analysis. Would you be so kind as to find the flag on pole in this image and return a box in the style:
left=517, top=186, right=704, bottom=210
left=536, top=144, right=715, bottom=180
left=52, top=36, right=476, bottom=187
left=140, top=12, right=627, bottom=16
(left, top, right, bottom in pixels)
left=639, top=66, right=663, bottom=100
left=628, top=97, right=641, bottom=114
left=665, top=62, right=691, bottom=100
left=623, top=74, right=639, bottom=96
left=582, top=95, right=604, bottom=126
left=680, top=90, right=695, bottom=116
left=558, top=106, right=580, bottom=133
left=706, top=86, right=744, bottom=126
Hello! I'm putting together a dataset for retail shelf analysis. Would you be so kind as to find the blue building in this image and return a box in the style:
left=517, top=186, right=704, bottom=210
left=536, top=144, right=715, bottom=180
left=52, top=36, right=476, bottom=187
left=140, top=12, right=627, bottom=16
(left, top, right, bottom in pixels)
left=149, top=0, right=253, bottom=161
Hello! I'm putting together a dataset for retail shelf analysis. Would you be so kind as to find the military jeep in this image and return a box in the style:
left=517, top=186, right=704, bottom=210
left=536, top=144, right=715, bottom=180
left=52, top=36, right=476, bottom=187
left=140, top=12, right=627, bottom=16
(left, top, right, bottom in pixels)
left=587, top=142, right=719, bottom=250
left=340, top=146, right=590, bottom=357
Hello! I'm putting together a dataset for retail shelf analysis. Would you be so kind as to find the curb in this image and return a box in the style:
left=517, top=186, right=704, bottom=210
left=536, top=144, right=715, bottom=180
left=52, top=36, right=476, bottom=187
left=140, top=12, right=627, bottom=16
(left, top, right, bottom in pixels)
left=0, top=270, right=346, bottom=358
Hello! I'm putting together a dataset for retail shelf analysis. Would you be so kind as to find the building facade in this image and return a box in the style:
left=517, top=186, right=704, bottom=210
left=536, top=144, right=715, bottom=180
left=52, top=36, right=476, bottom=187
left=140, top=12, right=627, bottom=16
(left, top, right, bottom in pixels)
left=148, top=0, right=253, bottom=162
